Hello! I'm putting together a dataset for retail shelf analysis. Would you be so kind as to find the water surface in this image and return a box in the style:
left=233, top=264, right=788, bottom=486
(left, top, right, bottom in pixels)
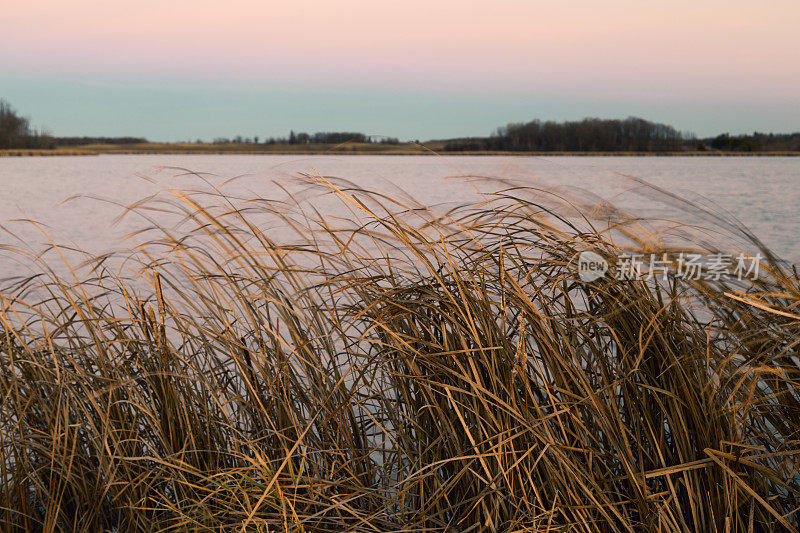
left=1, top=155, right=798, bottom=279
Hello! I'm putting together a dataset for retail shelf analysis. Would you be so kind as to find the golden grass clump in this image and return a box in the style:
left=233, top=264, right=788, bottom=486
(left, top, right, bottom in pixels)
left=0, top=173, right=799, bottom=531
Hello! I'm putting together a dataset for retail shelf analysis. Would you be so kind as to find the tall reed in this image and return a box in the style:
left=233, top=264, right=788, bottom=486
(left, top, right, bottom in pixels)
left=0, top=174, right=798, bottom=531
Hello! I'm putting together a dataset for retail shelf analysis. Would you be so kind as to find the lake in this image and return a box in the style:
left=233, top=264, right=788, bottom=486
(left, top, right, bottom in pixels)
left=1, top=155, right=798, bottom=281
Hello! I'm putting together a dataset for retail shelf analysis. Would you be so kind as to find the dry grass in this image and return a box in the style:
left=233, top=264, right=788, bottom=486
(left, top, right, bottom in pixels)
left=0, top=173, right=798, bottom=531
left=0, top=149, right=97, bottom=157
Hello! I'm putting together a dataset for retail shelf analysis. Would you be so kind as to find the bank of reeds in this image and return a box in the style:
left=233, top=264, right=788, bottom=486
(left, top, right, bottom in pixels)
left=1, top=174, right=798, bottom=532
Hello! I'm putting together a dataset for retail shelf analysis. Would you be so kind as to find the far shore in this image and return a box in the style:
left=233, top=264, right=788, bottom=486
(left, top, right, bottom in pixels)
left=3, top=142, right=800, bottom=157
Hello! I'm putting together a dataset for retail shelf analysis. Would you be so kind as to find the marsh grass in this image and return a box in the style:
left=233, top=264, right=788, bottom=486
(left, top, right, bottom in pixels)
left=0, top=173, right=799, bottom=532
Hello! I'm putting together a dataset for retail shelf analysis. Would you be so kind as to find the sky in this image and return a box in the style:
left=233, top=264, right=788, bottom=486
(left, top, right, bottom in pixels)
left=1, top=0, right=799, bottom=141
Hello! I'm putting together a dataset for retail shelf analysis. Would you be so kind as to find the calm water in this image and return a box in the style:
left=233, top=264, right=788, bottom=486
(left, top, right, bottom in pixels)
left=1, top=155, right=798, bottom=279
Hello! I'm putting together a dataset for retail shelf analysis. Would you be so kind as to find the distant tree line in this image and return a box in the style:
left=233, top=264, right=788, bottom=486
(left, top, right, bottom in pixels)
left=4, top=97, right=800, bottom=153
left=55, top=136, right=148, bottom=146
left=0, top=99, right=55, bottom=149
left=699, top=132, right=800, bottom=152
left=443, top=117, right=800, bottom=153
left=2, top=99, right=149, bottom=149
left=444, top=117, right=689, bottom=152
left=212, top=132, right=399, bottom=145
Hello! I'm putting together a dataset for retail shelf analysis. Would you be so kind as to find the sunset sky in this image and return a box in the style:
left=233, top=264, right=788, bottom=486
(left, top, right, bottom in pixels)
left=2, top=0, right=798, bottom=141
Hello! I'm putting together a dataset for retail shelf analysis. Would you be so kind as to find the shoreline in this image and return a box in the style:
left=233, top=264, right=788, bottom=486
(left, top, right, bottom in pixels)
left=3, top=146, right=800, bottom=157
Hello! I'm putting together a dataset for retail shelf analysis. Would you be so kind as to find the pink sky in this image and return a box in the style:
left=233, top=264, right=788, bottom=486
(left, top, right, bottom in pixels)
left=3, top=0, right=799, bottom=97
left=2, top=0, right=799, bottom=140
